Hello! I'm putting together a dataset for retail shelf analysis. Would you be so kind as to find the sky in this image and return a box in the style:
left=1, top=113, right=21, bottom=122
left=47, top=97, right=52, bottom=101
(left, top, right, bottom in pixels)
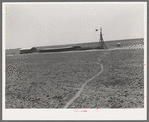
left=4, top=2, right=145, bottom=49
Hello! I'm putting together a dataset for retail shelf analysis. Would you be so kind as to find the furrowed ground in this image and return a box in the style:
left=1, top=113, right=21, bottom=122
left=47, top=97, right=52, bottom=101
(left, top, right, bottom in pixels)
left=5, top=48, right=144, bottom=108
left=69, top=49, right=144, bottom=108
left=6, top=51, right=101, bottom=108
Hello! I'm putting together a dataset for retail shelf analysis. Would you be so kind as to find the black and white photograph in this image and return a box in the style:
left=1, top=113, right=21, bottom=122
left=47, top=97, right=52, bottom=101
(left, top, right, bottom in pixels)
left=2, top=2, right=147, bottom=120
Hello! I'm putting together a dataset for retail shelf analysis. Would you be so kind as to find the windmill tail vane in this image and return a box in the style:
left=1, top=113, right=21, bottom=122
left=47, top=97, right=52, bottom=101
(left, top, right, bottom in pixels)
left=95, top=28, right=103, bottom=34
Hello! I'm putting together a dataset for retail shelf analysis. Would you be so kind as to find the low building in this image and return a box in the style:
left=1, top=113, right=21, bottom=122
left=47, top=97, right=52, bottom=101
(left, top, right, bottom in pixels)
left=39, top=46, right=75, bottom=53
left=20, top=47, right=37, bottom=54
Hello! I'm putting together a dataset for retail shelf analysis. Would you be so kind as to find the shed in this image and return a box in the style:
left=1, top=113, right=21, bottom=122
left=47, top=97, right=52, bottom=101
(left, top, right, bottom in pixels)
left=116, top=43, right=121, bottom=47
left=20, top=47, right=37, bottom=54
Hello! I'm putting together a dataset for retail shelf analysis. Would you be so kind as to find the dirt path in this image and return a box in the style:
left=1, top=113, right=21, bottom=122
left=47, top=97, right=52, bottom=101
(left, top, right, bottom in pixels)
left=63, top=59, right=103, bottom=108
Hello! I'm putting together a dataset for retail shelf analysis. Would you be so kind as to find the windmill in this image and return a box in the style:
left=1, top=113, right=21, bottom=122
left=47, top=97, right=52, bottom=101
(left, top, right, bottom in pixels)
left=95, top=27, right=107, bottom=49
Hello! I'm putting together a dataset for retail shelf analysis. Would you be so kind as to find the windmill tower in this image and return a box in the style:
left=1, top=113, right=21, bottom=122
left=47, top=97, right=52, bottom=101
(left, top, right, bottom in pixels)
left=95, top=27, right=107, bottom=49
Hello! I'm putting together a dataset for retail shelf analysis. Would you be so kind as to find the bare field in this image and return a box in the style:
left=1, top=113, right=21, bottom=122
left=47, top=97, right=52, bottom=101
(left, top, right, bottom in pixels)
left=69, top=49, right=144, bottom=108
left=6, top=51, right=101, bottom=108
left=5, top=47, right=144, bottom=108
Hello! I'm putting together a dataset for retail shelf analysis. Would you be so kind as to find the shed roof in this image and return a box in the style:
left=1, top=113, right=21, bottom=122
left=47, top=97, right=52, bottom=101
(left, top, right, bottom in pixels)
left=20, top=47, right=36, bottom=50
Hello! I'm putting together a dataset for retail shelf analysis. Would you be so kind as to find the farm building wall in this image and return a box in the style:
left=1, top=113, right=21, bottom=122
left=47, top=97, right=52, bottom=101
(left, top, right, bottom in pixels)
left=39, top=46, right=76, bottom=53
